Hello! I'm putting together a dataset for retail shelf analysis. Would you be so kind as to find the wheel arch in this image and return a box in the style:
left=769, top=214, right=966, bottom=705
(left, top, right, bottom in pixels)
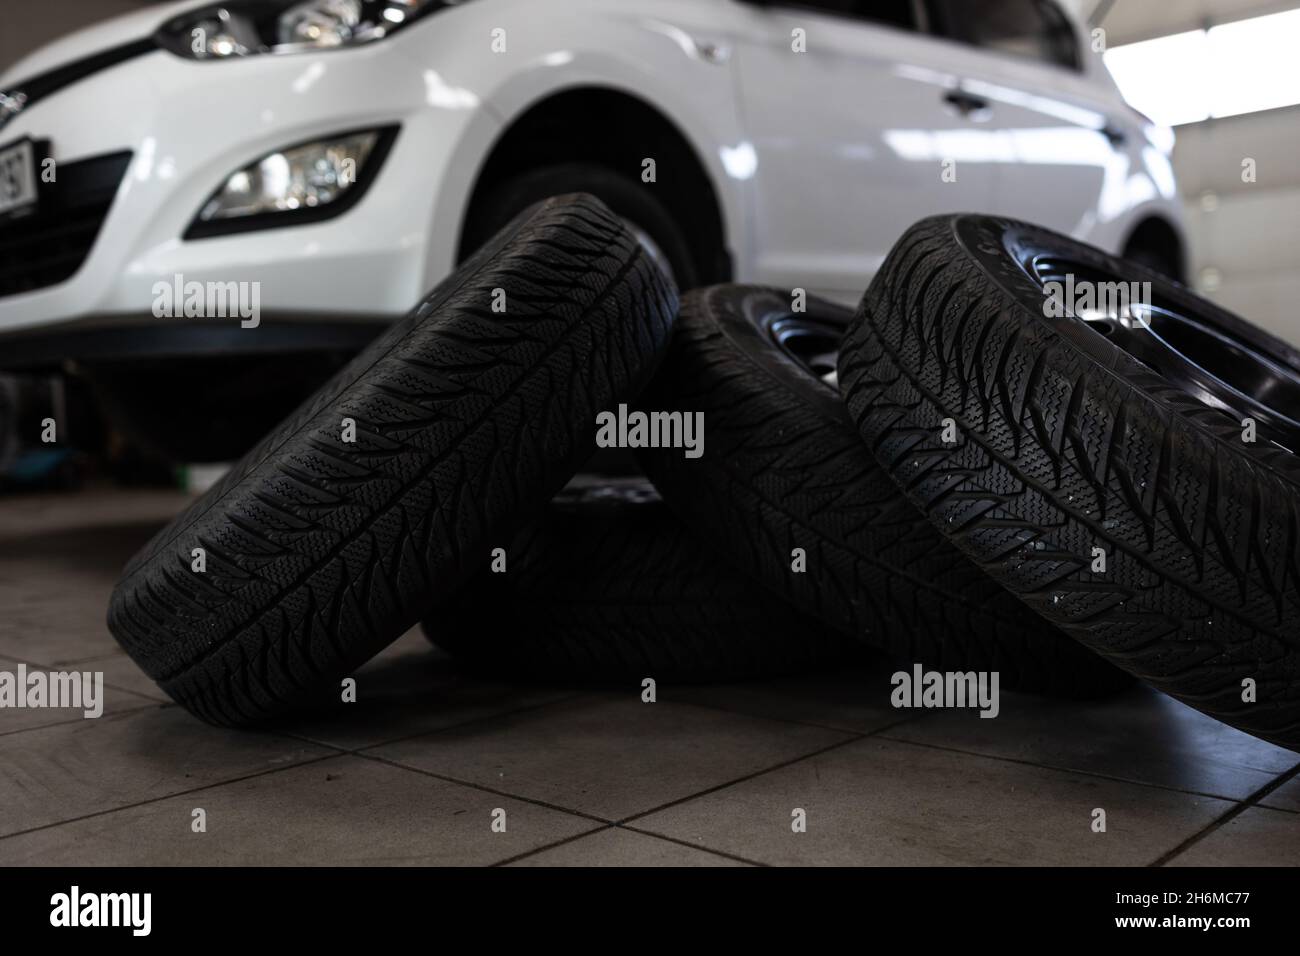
left=457, top=85, right=733, bottom=284
left=1122, top=214, right=1187, bottom=284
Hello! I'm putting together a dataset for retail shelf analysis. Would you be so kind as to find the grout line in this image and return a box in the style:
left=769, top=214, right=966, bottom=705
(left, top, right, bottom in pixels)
left=656, top=692, right=915, bottom=736
left=874, top=731, right=1300, bottom=805
left=0, top=700, right=159, bottom=739
left=48, top=652, right=133, bottom=667
left=304, top=701, right=920, bottom=864
left=354, top=751, right=613, bottom=826
left=0, top=677, right=590, bottom=850
left=0, top=651, right=170, bottom=705
left=1254, top=800, right=1299, bottom=815
left=490, top=822, right=765, bottom=868
left=649, top=684, right=919, bottom=736
left=0, top=753, right=341, bottom=844
left=1149, top=763, right=1300, bottom=867
left=489, top=824, right=615, bottom=867
left=355, top=710, right=919, bottom=856
left=267, top=689, right=589, bottom=756
left=613, top=712, right=923, bottom=829
left=615, top=824, right=766, bottom=866
left=615, top=733, right=871, bottom=828
left=12, top=613, right=1295, bottom=867
left=341, top=691, right=588, bottom=753
left=264, top=690, right=594, bottom=759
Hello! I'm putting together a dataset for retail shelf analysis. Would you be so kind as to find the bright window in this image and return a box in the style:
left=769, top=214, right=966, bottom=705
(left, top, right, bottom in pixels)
left=1103, top=8, right=1300, bottom=126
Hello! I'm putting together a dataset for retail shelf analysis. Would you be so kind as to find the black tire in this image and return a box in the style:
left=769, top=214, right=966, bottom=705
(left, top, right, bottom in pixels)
left=107, top=194, right=678, bottom=725
left=637, top=285, right=1130, bottom=697
left=461, top=164, right=698, bottom=290
left=422, top=476, right=862, bottom=680
left=838, top=214, right=1300, bottom=749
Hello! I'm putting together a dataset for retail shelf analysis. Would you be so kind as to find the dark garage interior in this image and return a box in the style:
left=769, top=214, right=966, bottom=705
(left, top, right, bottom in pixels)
left=1, top=0, right=1298, bottom=907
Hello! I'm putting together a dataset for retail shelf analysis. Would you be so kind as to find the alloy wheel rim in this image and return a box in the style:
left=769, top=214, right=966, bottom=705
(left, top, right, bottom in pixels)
left=767, top=314, right=843, bottom=388
left=1030, top=255, right=1300, bottom=453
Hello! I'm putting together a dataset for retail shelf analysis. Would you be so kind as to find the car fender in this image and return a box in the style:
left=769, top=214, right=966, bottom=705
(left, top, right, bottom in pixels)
left=389, top=0, right=752, bottom=290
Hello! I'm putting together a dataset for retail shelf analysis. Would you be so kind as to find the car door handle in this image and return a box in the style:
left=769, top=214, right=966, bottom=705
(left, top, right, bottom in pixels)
left=943, top=90, right=990, bottom=117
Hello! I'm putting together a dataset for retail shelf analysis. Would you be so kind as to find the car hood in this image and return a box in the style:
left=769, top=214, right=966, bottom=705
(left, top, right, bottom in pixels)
left=0, top=0, right=200, bottom=86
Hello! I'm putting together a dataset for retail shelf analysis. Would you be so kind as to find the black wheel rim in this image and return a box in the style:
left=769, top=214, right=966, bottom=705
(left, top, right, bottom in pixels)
left=767, top=315, right=843, bottom=388
left=1029, top=255, right=1300, bottom=453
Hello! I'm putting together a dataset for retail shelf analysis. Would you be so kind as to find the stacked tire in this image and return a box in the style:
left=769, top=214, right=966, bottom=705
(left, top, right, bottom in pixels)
left=107, top=195, right=676, bottom=723
left=838, top=215, right=1300, bottom=750
left=108, top=197, right=1300, bottom=753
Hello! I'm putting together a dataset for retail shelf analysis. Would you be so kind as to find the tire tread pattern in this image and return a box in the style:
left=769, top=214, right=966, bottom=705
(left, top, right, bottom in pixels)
left=839, top=215, right=1300, bottom=747
left=426, top=481, right=861, bottom=680
left=639, top=286, right=1129, bottom=697
left=108, top=196, right=677, bottom=724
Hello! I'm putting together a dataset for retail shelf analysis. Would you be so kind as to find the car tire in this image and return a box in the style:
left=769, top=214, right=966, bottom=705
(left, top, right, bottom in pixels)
left=838, top=214, right=1300, bottom=748
left=461, top=163, right=698, bottom=290
left=422, top=476, right=862, bottom=681
left=107, top=194, right=678, bottom=725
left=637, top=285, right=1131, bottom=697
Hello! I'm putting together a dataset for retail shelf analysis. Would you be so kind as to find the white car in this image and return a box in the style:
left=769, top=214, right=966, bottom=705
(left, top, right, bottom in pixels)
left=0, top=0, right=1185, bottom=460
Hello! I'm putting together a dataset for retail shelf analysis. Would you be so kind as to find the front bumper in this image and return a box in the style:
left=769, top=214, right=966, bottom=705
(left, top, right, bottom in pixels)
left=0, top=314, right=387, bottom=371
left=0, top=36, right=498, bottom=360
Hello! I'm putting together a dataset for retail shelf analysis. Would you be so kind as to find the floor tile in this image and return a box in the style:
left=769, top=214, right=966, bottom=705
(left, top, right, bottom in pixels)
left=665, top=659, right=904, bottom=734
left=270, top=630, right=575, bottom=751
left=0, top=514, right=162, bottom=666
left=0, top=655, right=156, bottom=734
left=0, top=577, right=122, bottom=666
left=369, top=694, right=853, bottom=821
left=635, top=737, right=1235, bottom=866
left=0, top=488, right=189, bottom=542
left=2, top=488, right=1292, bottom=866
left=0, top=754, right=594, bottom=865
left=1258, top=773, right=1300, bottom=814
left=884, top=685, right=1298, bottom=801
left=0, top=704, right=330, bottom=837
left=1166, top=807, right=1300, bottom=866
left=510, top=827, right=748, bottom=867
left=88, top=650, right=172, bottom=703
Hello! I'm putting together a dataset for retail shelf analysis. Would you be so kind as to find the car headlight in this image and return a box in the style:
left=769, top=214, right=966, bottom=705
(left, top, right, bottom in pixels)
left=185, top=127, right=398, bottom=239
left=157, top=0, right=444, bottom=60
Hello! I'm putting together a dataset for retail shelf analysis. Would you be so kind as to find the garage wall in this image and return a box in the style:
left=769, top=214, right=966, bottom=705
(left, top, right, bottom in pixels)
left=0, top=0, right=150, bottom=75
left=1088, top=0, right=1298, bottom=44
left=1095, top=0, right=1300, bottom=346
left=1174, top=107, right=1300, bottom=347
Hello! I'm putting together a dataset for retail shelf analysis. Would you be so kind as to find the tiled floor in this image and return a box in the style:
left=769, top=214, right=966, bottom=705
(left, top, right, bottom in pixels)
left=1, top=488, right=1296, bottom=866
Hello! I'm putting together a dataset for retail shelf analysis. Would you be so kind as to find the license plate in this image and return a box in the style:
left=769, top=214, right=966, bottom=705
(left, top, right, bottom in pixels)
left=0, top=139, right=39, bottom=219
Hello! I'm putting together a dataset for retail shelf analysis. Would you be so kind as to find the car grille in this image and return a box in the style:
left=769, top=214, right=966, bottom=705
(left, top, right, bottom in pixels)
left=0, top=150, right=132, bottom=299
